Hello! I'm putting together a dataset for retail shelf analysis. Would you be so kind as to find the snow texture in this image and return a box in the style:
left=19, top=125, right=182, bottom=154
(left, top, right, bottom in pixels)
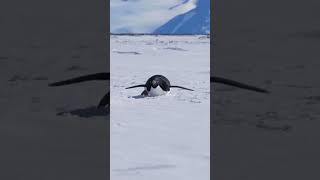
left=110, top=35, right=210, bottom=180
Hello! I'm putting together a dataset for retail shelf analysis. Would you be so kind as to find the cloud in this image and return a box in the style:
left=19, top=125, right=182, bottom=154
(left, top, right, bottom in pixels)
left=111, top=0, right=197, bottom=33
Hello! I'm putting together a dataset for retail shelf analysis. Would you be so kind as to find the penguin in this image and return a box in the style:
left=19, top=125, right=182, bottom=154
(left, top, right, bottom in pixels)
left=48, top=72, right=268, bottom=109
left=125, top=75, right=194, bottom=96
left=48, top=72, right=110, bottom=108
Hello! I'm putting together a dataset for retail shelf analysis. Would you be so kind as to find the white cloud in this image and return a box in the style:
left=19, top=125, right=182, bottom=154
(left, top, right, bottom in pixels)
left=111, top=0, right=197, bottom=33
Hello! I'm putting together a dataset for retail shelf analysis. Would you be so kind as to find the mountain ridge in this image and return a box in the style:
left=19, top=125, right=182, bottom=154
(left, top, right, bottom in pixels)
left=154, top=0, right=210, bottom=34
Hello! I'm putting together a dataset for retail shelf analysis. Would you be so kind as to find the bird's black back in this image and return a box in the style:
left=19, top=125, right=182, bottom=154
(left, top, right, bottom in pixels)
left=145, top=75, right=171, bottom=91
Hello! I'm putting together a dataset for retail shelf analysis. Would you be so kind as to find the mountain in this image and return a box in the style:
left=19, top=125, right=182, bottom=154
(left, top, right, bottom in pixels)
left=154, top=0, right=210, bottom=34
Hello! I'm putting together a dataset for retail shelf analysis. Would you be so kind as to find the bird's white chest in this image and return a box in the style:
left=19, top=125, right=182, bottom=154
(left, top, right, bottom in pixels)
left=147, top=87, right=168, bottom=96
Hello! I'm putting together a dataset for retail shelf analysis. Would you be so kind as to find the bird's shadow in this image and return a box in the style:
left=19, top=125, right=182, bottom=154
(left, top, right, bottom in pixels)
left=130, top=95, right=146, bottom=99
left=57, top=106, right=109, bottom=118
left=130, top=94, right=159, bottom=99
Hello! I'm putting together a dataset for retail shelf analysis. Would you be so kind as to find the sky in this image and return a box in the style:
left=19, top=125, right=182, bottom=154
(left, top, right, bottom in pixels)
left=110, top=0, right=197, bottom=33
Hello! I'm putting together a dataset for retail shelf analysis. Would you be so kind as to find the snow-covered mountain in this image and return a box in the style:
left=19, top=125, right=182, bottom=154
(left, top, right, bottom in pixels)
left=154, top=0, right=210, bottom=34
left=111, top=0, right=197, bottom=33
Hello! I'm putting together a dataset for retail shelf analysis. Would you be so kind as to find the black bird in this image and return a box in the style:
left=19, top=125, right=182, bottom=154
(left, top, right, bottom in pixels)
left=125, top=75, right=194, bottom=96
left=49, top=72, right=268, bottom=108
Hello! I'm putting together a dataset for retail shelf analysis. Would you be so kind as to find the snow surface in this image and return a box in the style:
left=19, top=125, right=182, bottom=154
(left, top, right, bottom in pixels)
left=110, top=35, right=210, bottom=180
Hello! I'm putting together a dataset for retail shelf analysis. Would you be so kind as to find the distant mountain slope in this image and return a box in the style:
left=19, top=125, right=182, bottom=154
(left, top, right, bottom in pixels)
left=154, top=0, right=210, bottom=34
left=111, top=0, right=197, bottom=33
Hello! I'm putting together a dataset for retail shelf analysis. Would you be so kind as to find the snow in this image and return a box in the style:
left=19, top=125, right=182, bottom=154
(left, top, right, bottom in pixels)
left=110, top=35, right=210, bottom=180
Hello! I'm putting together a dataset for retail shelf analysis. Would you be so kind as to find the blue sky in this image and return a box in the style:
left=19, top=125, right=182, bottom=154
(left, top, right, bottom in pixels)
left=111, top=0, right=197, bottom=33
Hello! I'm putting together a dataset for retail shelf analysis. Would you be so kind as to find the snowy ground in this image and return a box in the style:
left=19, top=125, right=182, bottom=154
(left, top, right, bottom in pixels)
left=110, top=35, right=210, bottom=180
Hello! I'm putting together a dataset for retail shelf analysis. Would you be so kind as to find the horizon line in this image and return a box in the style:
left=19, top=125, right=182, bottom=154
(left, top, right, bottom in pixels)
left=110, top=33, right=210, bottom=36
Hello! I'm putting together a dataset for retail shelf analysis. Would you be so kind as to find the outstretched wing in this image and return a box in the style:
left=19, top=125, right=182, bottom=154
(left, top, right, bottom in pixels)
left=170, top=85, right=194, bottom=91
left=125, top=84, right=146, bottom=89
left=49, top=72, right=109, bottom=86
left=211, top=76, right=269, bottom=93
